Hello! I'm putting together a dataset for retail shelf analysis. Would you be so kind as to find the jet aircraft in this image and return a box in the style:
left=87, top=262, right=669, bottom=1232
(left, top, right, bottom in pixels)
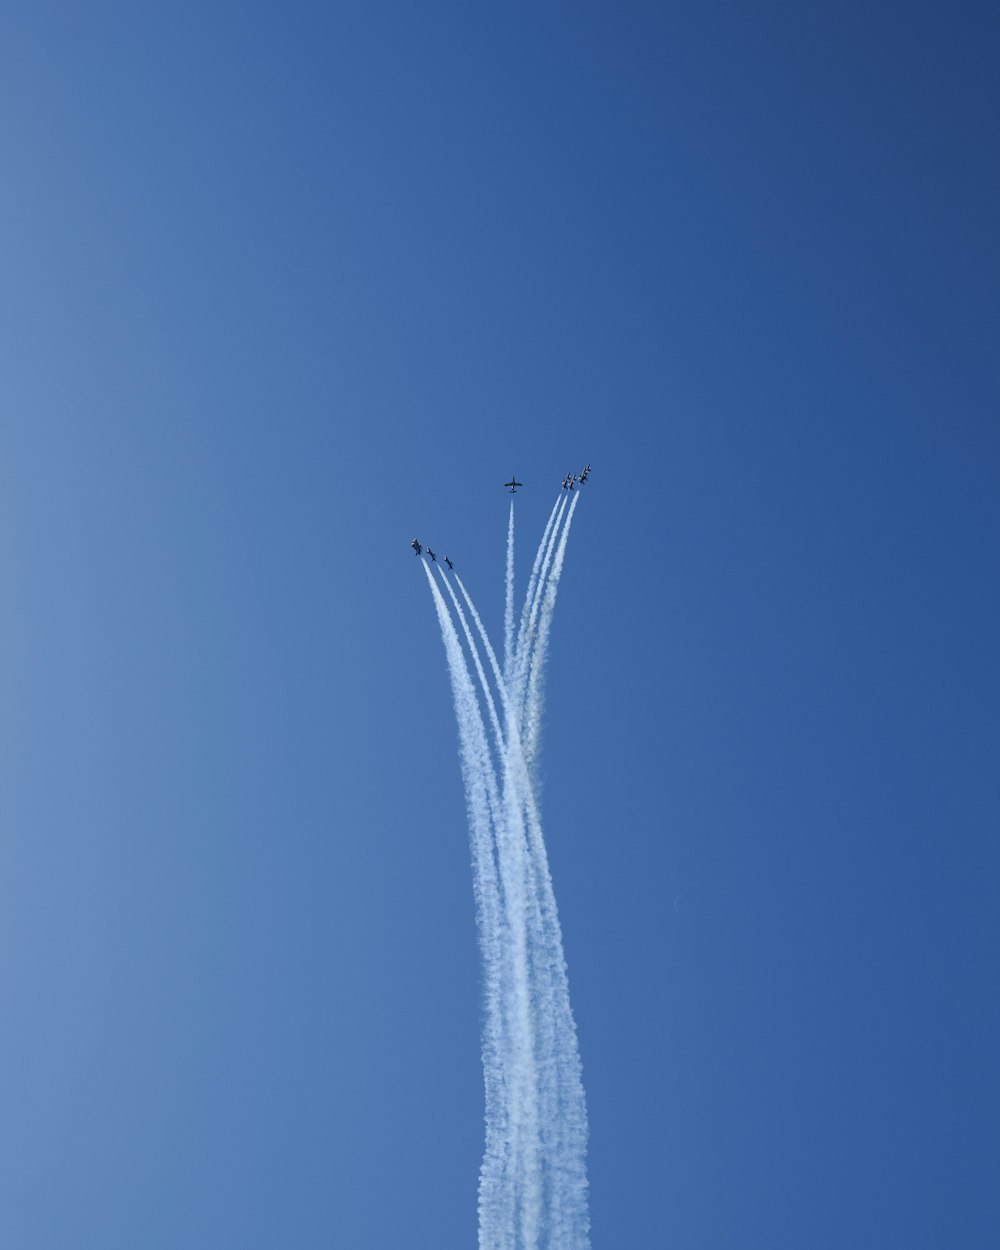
left=444, top=555, right=454, bottom=570
left=578, top=463, right=591, bottom=482
left=504, top=477, right=523, bottom=493
left=426, top=547, right=437, bottom=561
left=411, top=538, right=422, bottom=555
left=562, top=473, right=576, bottom=490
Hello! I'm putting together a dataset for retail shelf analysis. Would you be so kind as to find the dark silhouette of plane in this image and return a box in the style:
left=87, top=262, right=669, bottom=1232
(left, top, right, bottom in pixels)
left=444, top=555, right=454, bottom=570
left=411, top=538, right=422, bottom=555
left=504, top=477, right=523, bottom=493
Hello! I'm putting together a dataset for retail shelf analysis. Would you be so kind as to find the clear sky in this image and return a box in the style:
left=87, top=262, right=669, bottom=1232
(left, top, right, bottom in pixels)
left=1, top=3, right=998, bottom=1247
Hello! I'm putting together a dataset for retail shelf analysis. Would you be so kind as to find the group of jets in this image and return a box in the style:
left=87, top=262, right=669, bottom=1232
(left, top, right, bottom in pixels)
left=562, top=463, right=592, bottom=490
left=412, top=464, right=591, bottom=559
left=505, top=464, right=591, bottom=494
left=410, top=539, right=452, bottom=567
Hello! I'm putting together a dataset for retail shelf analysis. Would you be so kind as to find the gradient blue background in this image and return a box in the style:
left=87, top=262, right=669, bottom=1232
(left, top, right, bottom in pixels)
left=2, top=3, right=998, bottom=1246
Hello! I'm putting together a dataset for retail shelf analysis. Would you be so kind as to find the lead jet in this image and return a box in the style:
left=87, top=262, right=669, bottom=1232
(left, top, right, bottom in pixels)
left=578, top=463, right=591, bottom=482
left=411, top=538, right=423, bottom=555
left=444, top=555, right=454, bottom=570
left=426, top=547, right=437, bottom=561
left=504, top=476, right=523, bottom=493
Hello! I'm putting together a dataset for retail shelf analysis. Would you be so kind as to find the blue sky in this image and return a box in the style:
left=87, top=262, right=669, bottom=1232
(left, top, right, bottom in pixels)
left=1, top=3, right=998, bottom=1246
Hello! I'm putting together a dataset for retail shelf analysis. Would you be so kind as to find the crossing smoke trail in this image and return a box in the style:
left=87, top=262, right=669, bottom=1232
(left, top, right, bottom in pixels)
left=422, top=564, right=515, bottom=1247
left=421, top=495, right=590, bottom=1250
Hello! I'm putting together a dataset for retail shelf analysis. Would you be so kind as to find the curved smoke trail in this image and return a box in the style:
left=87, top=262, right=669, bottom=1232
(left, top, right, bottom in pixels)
left=421, top=494, right=589, bottom=1250
left=421, top=565, right=514, bottom=1247
left=451, top=568, right=585, bottom=1243
left=521, top=491, right=580, bottom=777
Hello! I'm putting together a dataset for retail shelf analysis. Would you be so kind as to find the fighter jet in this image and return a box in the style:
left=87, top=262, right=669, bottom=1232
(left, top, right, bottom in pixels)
left=562, top=473, right=576, bottom=490
left=411, top=538, right=423, bottom=556
left=504, top=477, right=523, bottom=493
left=426, top=547, right=437, bottom=561
left=444, top=555, right=454, bottom=570
left=578, top=463, right=591, bottom=483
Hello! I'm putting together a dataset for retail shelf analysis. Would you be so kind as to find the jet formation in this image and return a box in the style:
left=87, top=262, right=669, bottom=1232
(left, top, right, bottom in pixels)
left=411, top=538, right=454, bottom=568
left=562, top=463, right=591, bottom=489
left=507, top=465, right=591, bottom=494
left=412, top=466, right=591, bottom=558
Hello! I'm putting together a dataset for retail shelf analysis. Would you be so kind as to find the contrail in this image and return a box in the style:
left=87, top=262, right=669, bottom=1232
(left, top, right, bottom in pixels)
left=438, top=566, right=548, bottom=1244
left=420, top=490, right=590, bottom=1249
left=516, top=496, right=563, bottom=670
left=504, top=494, right=588, bottom=1248
left=514, top=496, right=567, bottom=701
left=504, top=501, right=515, bottom=685
left=422, top=564, right=516, bottom=1248
left=455, top=573, right=507, bottom=716
left=428, top=565, right=542, bottom=1245
left=521, top=491, right=580, bottom=777
left=447, top=566, right=557, bottom=1246
left=439, top=568, right=506, bottom=768
left=465, top=506, right=589, bottom=1247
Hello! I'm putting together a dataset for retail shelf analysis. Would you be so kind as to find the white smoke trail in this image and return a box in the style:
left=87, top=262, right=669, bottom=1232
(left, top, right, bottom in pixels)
left=428, top=565, right=543, bottom=1245
left=456, top=542, right=589, bottom=1249
left=516, top=496, right=562, bottom=668
left=504, top=502, right=515, bottom=685
left=451, top=570, right=556, bottom=1208
left=504, top=500, right=589, bottom=1248
left=521, top=490, right=581, bottom=777
left=440, top=567, right=550, bottom=1245
left=422, top=564, right=515, bottom=1249
left=454, top=573, right=510, bottom=732
left=439, top=568, right=506, bottom=769
left=420, top=492, right=589, bottom=1250
left=514, top=496, right=567, bottom=704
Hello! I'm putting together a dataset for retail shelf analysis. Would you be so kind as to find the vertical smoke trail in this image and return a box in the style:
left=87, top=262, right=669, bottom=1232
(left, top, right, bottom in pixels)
left=452, top=571, right=560, bottom=1250
left=444, top=567, right=553, bottom=1247
left=459, top=521, right=590, bottom=1250
left=504, top=502, right=515, bottom=685
left=422, top=564, right=514, bottom=1250
left=504, top=495, right=589, bottom=1249
left=516, top=654, right=590, bottom=1246
left=420, top=490, right=589, bottom=1250
left=515, top=496, right=566, bottom=688
left=455, top=575, right=505, bottom=708
left=517, top=496, right=563, bottom=666
left=439, top=569, right=506, bottom=770
left=509, top=495, right=567, bottom=756
left=428, top=565, right=542, bottom=1245
left=521, top=490, right=580, bottom=776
